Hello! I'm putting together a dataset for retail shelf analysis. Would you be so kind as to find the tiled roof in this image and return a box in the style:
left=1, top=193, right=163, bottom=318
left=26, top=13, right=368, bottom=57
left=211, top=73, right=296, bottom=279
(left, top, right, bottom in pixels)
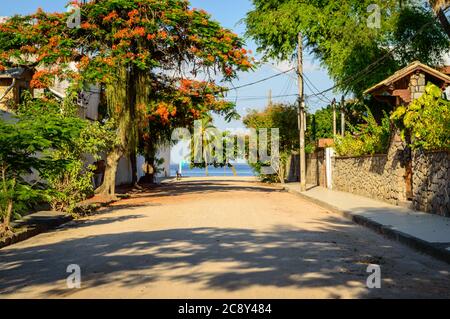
left=364, top=61, right=450, bottom=95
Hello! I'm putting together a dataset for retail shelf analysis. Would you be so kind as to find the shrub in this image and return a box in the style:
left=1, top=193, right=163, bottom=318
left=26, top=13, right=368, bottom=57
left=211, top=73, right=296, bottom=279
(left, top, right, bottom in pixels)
left=0, top=115, right=77, bottom=235
left=335, top=108, right=391, bottom=156
left=391, top=83, right=450, bottom=151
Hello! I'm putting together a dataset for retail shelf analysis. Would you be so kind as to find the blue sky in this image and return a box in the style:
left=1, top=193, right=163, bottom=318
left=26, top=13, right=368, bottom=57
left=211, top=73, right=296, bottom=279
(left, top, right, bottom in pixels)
left=0, top=0, right=337, bottom=124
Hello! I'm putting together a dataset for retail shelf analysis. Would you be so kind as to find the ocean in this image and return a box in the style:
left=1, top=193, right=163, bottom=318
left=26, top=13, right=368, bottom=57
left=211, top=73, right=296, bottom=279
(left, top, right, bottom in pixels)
left=170, top=163, right=255, bottom=177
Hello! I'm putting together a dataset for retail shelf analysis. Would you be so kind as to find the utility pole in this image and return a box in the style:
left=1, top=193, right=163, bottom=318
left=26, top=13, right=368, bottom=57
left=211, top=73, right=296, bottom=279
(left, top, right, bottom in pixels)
left=341, top=96, right=345, bottom=137
left=297, top=32, right=306, bottom=192
left=268, top=89, right=272, bottom=107
left=332, top=98, right=337, bottom=137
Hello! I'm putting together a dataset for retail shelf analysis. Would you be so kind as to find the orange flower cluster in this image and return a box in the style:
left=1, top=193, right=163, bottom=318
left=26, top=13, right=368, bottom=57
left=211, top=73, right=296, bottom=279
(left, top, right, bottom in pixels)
left=102, top=57, right=114, bottom=67
left=179, top=79, right=193, bottom=93
left=132, top=27, right=146, bottom=37
left=81, top=22, right=97, bottom=30
left=103, top=11, right=118, bottom=23
left=190, top=108, right=201, bottom=119
left=30, top=70, right=54, bottom=89
left=151, top=102, right=178, bottom=125
left=155, top=103, right=170, bottom=123
left=158, top=30, right=168, bottom=39
left=77, top=56, right=90, bottom=69
left=20, top=45, right=37, bottom=54
left=49, top=36, right=60, bottom=47
left=240, top=59, right=252, bottom=67
left=114, top=28, right=129, bottom=39
left=128, top=9, right=140, bottom=23
left=224, top=66, right=233, bottom=76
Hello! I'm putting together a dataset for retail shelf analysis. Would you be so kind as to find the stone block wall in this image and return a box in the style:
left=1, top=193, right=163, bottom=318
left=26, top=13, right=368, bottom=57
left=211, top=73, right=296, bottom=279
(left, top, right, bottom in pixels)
left=286, top=152, right=325, bottom=186
left=332, top=133, right=450, bottom=216
left=410, top=72, right=426, bottom=100
left=412, top=150, right=450, bottom=217
left=332, top=134, right=408, bottom=205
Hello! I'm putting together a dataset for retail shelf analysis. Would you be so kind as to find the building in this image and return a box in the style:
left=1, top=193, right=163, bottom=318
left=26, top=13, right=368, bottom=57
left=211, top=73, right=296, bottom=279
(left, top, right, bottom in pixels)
left=0, top=67, right=34, bottom=111
left=0, top=65, right=170, bottom=185
left=364, top=60, right=450, bottom=106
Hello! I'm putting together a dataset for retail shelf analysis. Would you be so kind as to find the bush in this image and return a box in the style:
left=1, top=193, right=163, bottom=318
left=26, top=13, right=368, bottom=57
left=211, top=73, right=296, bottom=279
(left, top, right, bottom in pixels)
left=391, top=83, right=450, bottom=151
left=18, top=94, right=113, bottom=214
left=0, top=115, right=77, bottom=235
left=335, top=108, right=391, bottom=156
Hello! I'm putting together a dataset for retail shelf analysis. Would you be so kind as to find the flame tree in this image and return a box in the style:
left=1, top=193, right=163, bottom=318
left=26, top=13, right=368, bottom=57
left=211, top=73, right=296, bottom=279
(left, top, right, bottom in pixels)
left=0, top=0, right=253, bottom=197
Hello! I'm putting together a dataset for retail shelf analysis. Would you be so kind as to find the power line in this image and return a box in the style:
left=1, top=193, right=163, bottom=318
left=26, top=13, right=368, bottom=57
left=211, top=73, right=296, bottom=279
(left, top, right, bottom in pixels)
left=305, top=20, right=435, bottom=98
left=224, top=93, right=299, bottom=101
left=303, top=73, right=332, bottom=104
left=226, top=67, right=296, bottom=91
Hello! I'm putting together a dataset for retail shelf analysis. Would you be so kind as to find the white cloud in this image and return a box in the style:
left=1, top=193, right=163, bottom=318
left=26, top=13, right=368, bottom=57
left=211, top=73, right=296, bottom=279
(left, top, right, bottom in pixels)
left=270, top=59, right=321, bottom=73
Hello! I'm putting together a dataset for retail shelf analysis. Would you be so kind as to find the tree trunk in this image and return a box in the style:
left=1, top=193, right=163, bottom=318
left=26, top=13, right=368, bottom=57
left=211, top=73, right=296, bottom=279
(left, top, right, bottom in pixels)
left=430, top=0, right=450, bottom=38
left=96, top=66, right=129, bottom=197
left=140, top=139, right=156, bottom=184
left=128, top=63, right=139, bottom=187
left=130, top=149, right=138, bottom=186
left=436, top=7, right=450, bottom=38
left=203, top=148, right=209, bottom=176
left=0, top=199, right=13, bottom=237
left=96, top=148, right=121, bottom=198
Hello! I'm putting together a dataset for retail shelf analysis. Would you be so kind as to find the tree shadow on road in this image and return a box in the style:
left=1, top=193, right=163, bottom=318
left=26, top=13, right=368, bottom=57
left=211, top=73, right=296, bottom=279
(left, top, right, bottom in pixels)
left=1, top=214, right=450, bottom=298
left=125, top=180, right=284, bottom=200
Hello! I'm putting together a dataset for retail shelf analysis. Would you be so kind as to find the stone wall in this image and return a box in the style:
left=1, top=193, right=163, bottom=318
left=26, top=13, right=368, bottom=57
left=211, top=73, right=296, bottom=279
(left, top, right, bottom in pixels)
left=412, top=150, right=450, bottom=217
left=409, top=72, right=426, bottom=100
left=332, top=134, right=450, bottom=216
left=332, top=134, right=408, bottom=205
left=287, top=152, right=325, bottom=186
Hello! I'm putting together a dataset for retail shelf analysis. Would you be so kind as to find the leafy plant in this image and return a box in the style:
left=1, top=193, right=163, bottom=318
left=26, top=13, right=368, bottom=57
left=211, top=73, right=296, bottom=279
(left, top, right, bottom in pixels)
left=245, top=0, right=449, bottom=96
left=0, top=0, right=254, bottom=197
left=17, top=94, right=114, bottom=214
left=243, top=103, right=300, bottom=182
left=335, top=108, right=391, bottom=156
left=0, top=115, right=80, bottom=236
left=391, top=83, right=450, bottom=150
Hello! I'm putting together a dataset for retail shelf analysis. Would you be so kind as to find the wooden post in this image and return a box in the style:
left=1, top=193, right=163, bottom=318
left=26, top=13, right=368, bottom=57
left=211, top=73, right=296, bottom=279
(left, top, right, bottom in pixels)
left=297, top=32, right=306, bottom=192
left=340, top=96, right=345, bottom=137
left=332, top=98, right=337, bottom=137
left=268, top=89, right=272, bottom=107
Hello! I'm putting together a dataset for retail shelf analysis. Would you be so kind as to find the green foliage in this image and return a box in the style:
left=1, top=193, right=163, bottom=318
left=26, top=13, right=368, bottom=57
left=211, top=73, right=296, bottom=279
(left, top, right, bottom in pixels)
left=310, top=105, right=338, bottom=140
left=335, top=108, right=391, bottom=156
left=245, top=0, right=449, bottom=96
left=44, top=120, right=114, bottom=212
left=244, top=103, right=299, bottom=152
left=243, top=103, right=299, bottom=182
left=391, top=83, right=450, bottom=150
left=17, top=96, right=114, bottom=213
left=0, top=114, right=80, bottom=233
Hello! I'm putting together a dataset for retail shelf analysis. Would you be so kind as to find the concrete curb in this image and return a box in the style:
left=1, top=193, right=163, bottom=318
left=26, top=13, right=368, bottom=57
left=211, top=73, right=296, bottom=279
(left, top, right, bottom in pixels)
left=281, top=186, right=450, bottom=265
left=0, top=199, right=120, bottom=250
left=0, top=214, right=73, bottom=250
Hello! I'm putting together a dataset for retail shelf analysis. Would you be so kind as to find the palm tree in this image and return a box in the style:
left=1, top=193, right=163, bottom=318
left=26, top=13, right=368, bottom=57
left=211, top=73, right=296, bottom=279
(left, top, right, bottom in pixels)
left=198, top=116, right=218, bottom=176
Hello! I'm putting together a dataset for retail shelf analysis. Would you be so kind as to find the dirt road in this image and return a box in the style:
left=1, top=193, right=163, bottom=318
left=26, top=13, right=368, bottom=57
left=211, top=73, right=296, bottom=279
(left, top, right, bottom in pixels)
left=1, top=178, right=449, bottom=298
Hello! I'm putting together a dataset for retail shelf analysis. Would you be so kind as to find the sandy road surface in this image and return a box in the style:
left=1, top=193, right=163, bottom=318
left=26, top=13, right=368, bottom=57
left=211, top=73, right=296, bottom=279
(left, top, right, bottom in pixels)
left=1, top=177, right=449, bottom=298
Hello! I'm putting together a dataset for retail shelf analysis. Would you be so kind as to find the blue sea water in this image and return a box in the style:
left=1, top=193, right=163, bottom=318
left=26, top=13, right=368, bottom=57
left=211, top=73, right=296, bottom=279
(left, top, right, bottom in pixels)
left=170, top=163, right=255, bottom=177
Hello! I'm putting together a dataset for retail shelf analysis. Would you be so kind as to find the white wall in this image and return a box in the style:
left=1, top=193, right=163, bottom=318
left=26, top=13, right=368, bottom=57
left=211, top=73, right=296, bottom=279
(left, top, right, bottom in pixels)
left=156, top=145, right=171, bottom=177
